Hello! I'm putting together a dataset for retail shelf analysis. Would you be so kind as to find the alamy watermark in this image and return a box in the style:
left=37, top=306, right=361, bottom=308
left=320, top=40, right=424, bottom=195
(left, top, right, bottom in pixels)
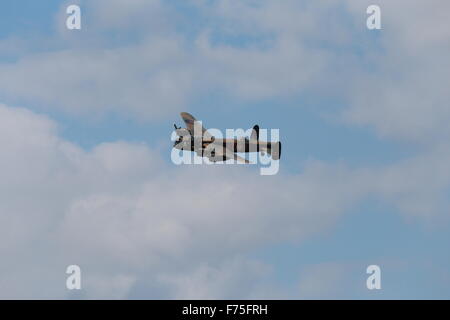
left=171, top=122, right=280, bottom=176
left=66, top=265, right=81, bottom=290
left=366, top=265, right=382, bottom=290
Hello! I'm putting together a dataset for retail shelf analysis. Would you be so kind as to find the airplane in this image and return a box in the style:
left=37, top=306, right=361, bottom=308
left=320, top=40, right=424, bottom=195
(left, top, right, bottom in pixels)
left=173, top=112, right=281, bottom=163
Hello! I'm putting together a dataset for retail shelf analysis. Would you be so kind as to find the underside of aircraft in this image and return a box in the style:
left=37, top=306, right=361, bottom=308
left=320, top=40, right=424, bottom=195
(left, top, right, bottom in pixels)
left=173, top=112, right=281, bottom=163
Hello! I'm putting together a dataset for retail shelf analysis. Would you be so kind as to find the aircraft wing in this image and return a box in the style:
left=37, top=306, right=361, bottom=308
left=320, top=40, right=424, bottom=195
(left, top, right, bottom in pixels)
left=180, top=112, right=213, bottom=140
left=207, top=144, right=252, bottom=164
left=232, top=153, right=252, bottom=164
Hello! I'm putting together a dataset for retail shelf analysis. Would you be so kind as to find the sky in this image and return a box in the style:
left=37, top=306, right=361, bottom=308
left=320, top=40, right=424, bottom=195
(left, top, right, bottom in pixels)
left=0, top=0, right=450, bottom=299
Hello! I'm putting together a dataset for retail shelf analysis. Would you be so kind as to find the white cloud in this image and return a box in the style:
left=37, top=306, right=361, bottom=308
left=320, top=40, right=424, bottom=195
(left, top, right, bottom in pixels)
left=298, top=262, right=352, bottom=299
left=1, top=102, right=449, bottom=298
left=156, top=258, right=272, bottom=299
left=0, top=103, right=362, bottom=298
left=0, top=37, right=195, bottom=118
left=0, top=0, right=335, bottom=119
left=1, top=0, right=449, bottom=143
left=343, top=0, right=450, bottom=143
left=1, top=0, right=450, bottom=298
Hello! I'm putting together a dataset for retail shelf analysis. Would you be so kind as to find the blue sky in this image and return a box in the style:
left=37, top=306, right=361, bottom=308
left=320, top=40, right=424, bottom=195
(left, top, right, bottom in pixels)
left=0, top=0, right=449, bottom=299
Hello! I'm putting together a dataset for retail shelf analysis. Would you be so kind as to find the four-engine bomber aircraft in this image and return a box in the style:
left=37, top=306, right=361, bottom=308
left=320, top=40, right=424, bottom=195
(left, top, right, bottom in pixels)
left=173, top=112, right=281, bottom=163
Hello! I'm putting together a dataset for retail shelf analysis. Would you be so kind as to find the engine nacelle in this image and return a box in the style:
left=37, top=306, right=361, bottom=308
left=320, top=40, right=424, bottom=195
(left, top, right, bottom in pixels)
left=176, top=128, right=190, bottom=137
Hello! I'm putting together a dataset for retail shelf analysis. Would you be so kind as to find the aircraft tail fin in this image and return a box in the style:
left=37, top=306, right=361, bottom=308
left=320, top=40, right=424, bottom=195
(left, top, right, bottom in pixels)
left=250, top=125, right=259, bottom=143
